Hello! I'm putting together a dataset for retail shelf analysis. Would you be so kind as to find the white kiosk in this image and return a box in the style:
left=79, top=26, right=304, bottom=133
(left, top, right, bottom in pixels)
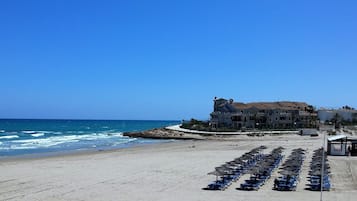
left=327, top=135, right=347, bottom=156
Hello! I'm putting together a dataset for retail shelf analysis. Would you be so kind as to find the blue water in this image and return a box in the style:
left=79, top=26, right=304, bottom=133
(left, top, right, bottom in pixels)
left=0, top=119, right=180, bottom=157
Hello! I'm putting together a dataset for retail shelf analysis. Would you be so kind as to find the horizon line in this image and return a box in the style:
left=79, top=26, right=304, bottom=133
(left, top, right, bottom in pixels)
left=0, top=118, right=181, bottom=122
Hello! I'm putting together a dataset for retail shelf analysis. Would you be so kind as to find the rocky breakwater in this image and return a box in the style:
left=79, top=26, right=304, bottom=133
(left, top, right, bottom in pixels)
left=123, top=128, right=205, bottom=140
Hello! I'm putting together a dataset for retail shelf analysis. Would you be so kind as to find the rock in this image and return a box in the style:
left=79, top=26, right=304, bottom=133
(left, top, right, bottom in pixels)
left=123, top=128, right=205, bottom=140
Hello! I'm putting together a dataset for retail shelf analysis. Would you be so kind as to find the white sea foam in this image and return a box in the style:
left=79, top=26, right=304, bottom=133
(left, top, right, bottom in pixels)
left=73, top=132, right=123, bottom=140
left=6, top=131, right=127, bottom=150
left=22, top=131, right=53, bottom=137
left=23, top=130, right=53, bottom=134
left=12, top=136, right=80, bottom=149
left=112, top=138, right=137, bottom=146
left=0, top=135, right=19, bottom=140
left=31, top=133, right=45, bottom=137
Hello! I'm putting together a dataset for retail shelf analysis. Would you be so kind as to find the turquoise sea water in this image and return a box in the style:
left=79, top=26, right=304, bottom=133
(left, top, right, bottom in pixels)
left=0, top=119, right=180, bottom=157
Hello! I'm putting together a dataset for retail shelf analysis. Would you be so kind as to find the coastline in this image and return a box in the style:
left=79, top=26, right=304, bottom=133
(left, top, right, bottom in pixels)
left=0, top=139, right=185, bottom=163
left=123, top=127, right=206, bottom=140
left=0, top=119, right=180, bottom=157
left=123, top=125, right=303, bottom=141
left=1, top=133, right=357, bottom=201
left=0, top=137, right=177, bottom=162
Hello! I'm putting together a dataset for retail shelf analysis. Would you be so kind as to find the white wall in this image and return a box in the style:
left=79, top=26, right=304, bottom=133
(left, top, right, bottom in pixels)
left=318, top=109, right=357, bottom=122
left=329, top=143, right=346, bottom=156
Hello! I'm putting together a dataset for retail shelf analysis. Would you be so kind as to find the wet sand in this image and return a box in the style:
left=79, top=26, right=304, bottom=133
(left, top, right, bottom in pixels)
left=1, top=134, right=356, bottom=201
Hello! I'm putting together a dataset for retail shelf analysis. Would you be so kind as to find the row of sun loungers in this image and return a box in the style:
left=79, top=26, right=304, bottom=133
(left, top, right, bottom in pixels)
left=205, top=146, right=332, bottom=192
left=274, top=148, right=306, bottom=191
left=204, top=146, right=267, bottom=190
left=308, top=148, right=331, bottom=191
left=238, top=147, right=284, bottom=191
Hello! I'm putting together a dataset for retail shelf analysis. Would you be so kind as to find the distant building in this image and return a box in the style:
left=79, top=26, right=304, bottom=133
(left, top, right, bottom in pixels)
left=318, top=108, right=357, bottom=123
left=210, top=98, right=317, bottom=130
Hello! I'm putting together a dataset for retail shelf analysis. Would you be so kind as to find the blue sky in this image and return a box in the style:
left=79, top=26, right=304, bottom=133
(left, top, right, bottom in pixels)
left=0, top=0, right=356, bottom=120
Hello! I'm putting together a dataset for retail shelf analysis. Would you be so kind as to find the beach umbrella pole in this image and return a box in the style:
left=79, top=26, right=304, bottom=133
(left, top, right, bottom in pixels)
left=320, top=132, right=326, bottom=201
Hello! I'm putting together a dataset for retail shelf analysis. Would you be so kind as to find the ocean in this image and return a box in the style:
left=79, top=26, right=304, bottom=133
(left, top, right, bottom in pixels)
left=0, top=119, right=180, bottom=157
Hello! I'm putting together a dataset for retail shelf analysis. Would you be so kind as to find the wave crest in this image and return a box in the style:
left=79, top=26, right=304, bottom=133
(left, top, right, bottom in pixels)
left=0, top=135, right=19, bottom=140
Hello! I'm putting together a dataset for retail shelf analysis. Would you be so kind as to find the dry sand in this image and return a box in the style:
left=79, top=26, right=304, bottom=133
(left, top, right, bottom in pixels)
left=1, top=134, right=356, bottom=201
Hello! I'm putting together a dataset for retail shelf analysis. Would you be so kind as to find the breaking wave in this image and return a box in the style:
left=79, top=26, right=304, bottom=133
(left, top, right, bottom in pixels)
left=0, top=119, right=179, bottom=156
left=31, top=133, right=45, bottom=137
left=0, top=131, right=133, bottom=150
left=0, top=135, right=19, bottom=140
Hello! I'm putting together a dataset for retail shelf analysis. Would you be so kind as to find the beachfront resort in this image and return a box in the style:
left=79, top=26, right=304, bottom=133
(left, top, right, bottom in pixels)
left=210, top=97, right=357, bottom=131
left=210, top=97, right=318, bottom=130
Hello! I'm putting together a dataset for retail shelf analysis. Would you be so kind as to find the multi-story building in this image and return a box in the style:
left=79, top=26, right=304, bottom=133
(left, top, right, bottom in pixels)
left=210, top=98, right=317, bottom=130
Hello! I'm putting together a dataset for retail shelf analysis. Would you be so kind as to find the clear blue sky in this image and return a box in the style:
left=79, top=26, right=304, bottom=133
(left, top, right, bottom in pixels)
left=1, top=0, right=356, bottom=120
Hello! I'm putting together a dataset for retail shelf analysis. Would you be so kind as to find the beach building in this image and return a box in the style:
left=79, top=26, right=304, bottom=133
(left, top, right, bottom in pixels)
left=327, top=135, right=348, bottom=156
left=327, top=134, right=357, bottom=156
left=210, top=98, right=317, bottom=130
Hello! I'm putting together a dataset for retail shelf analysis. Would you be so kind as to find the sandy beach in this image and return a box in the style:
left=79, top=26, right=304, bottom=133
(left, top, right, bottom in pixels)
left=1, top=134, right=356, bottom=201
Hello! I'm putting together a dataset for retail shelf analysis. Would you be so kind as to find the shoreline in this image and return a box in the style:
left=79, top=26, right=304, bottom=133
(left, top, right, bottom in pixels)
left=1, top=134, right=356, bottom=201
left=0, top=133, right=318, bottom=163
left=3, top=124, right=353, bottom=161
left=0, top=138, right=180, bottom=162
